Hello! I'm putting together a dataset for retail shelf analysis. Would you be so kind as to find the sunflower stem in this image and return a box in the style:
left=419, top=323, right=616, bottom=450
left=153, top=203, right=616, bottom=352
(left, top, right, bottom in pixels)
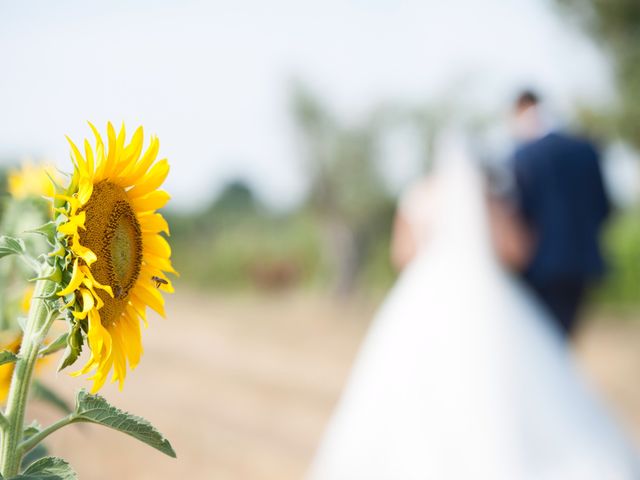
left=0, top=413, right=8, bottom=431
left=0, top=277, right=56, bottom=477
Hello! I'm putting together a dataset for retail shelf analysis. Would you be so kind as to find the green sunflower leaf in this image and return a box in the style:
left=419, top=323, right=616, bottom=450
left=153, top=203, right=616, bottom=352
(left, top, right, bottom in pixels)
left=0, top=236, right=25, bottom=259
left=73, top=390, right=176, bottom=458
left=57, top=324, right=83, bottom=372
left=19, top=445, right=48, bottom=474
left=25, top=222, right=57, bottom=247
left=10, top=456, right=76, bottom=479
left=22, top=421, right=42, bottom=441
left=29, top=264, right=62, bottom=283
left=0, top=351, right=18, bottom=366
left=38, top=333, right=68, bottom=358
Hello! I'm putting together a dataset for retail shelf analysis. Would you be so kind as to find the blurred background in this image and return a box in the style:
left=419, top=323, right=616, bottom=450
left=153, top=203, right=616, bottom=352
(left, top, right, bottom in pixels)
left=1, top=0, right=640, bottom=478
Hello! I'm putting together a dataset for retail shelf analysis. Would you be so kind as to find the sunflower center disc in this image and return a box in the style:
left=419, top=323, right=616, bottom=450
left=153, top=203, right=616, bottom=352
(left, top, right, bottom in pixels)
left=106, top=202, right=142, bottom=298
left=79, top=181, right=143, bottom=325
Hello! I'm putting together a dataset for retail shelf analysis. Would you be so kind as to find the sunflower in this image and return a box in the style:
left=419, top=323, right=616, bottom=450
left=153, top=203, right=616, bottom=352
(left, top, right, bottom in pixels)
left=7, top=162, right=58, bottom=200
left=55, top=122, right=175, bottom=392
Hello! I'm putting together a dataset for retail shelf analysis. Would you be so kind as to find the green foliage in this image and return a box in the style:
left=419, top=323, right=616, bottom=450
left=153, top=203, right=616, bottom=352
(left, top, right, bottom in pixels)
left=168, top=207, right=328, bottom=290
left=37, top=334, right=68, bottom=358
left=57, top=322, right=82, bottom=372
left=10, top=456, right=76, bottom=480
left=591, top=209, right=640, bottom=305
left=169, top=195, right=640, bottom=307
left=19, top=445, right=47, bottom=475
left=0, top=237, right=25, bottom=260
left=72, top=390, right=176, bottom=458
left=556, top=0, right=640, bottom=148
left=291, top=84, right=395, bottom=295
left=25, top=223, right=56, bottom=248
left=0, top=351, right=18, bottom=367
left=359, top=232, right=395, bottom=293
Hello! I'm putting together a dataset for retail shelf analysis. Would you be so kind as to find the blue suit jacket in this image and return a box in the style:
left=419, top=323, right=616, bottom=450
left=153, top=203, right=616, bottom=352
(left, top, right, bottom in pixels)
left=513, top=132, right=610, bottom=284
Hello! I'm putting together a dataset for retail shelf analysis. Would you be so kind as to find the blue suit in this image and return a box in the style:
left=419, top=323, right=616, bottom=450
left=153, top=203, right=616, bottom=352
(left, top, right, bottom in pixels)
left=513, top=132, right=610, bottom=334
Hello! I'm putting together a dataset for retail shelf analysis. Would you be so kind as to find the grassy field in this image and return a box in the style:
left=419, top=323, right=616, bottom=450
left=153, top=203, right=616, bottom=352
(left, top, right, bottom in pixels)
left=25, top=291, right=640, bottom=480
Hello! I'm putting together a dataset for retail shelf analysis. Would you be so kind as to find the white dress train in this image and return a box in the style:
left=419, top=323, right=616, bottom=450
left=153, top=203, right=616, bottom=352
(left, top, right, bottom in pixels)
left=307, top=144, right=639, bottom=480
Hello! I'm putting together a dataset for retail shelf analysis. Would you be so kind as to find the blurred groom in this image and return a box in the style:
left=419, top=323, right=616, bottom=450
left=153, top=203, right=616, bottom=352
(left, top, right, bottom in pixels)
left=510, top=91, right=611, bottom=338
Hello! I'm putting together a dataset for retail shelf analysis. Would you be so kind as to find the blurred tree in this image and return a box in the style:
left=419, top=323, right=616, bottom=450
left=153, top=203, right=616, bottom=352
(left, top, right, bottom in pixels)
left=292, top=83, right=393, bottom=296
left=556, top=0, right=640, bottom=148
left=208, top=180, right=258, bottom=216
left=166, top=178, right=260, bottom=240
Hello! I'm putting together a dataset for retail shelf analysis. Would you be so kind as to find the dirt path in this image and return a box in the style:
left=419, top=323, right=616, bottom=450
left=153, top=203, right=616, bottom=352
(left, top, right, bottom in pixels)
left=27, top=292, right=640, bottom=479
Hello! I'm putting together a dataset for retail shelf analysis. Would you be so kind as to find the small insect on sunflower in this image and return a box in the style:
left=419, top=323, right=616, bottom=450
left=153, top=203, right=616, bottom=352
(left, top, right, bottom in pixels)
left=53, top=122, right=176, bottom=392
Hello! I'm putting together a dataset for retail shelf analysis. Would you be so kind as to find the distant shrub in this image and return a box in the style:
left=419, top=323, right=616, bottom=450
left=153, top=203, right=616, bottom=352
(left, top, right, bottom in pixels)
left=591, top=209, right=640, bottom=306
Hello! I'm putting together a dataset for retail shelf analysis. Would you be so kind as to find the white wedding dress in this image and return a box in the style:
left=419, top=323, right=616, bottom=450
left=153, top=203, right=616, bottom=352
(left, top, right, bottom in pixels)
left=307, top=142, right=639, bottom=480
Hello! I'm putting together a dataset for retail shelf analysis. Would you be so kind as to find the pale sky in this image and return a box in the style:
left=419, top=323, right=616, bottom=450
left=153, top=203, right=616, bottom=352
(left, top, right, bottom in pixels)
left=0, top=0, right=612, bottom=210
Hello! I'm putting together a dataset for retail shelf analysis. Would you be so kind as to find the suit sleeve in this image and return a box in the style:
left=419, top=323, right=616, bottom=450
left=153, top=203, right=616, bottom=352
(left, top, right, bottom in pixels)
left=588, top=144, right=611, bottom=224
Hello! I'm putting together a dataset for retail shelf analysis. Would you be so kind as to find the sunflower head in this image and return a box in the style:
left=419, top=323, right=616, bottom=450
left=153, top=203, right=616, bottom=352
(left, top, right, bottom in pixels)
left=52, top=122, right=176, bottom=392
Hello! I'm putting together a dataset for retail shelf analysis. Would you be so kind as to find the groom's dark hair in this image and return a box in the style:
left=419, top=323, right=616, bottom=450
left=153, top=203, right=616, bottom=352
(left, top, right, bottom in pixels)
left=515, top=90, right=540, bottom=110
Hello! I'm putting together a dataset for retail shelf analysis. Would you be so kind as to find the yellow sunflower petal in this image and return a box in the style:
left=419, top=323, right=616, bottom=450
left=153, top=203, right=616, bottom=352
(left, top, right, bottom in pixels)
left=89, top=356, right=113, bottom=393
left=88, top=121, right=104, bottom=152
left=110, top=123, right=127, bottom=174
left=123, top=126, right=144, bottom=163
left=122, top=136, right=160, bottom=185
left=126, top=158, right=169, bottom=199
left=132, top=284, right=166, bottom=318
left=57, top=211, right=85, bottom=236
left=101, top=122, right=118, bottom=179
left=70, top=234, right=97, bottom=266
left=72, top=288, right=95, bottom=320
left=138, top=212, right=170, bottom=235
left=121, top=308, right=143, bottom=368
left=142, top=234, right=171, bottom=258
left=130, top=190, right=170, bottom=213
left=141, top=268, right=175, bottom=293
left=58, top=260, right=85, bottom=296
left=128, top=297, right=148, bottom=328
left=84, top=139, right=95, bottom=174
left=143, top=252, right=178, bottom=275
left=95, top=141, right=107, bottom=179
left=109, top=325, right=128, bottom=390
left=65, top=136, right=88, bottom=174
left=78, top=177, right=93, bottom=206
left=80, top=266, right=114, bottom=298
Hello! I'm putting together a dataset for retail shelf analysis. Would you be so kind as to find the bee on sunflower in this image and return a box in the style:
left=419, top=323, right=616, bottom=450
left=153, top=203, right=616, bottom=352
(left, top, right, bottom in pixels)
left=0, top=123, right=176, bottom=478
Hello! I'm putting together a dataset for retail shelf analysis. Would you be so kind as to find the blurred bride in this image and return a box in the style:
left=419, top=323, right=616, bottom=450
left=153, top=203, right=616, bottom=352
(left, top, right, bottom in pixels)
left=307, top=138, right=639, bottom=479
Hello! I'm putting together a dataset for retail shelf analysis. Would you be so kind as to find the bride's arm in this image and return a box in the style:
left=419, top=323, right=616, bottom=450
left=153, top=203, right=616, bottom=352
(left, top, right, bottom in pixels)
left=486, top=194, right=534, bottom=271
left=391, top=212, right=418, bottom=272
